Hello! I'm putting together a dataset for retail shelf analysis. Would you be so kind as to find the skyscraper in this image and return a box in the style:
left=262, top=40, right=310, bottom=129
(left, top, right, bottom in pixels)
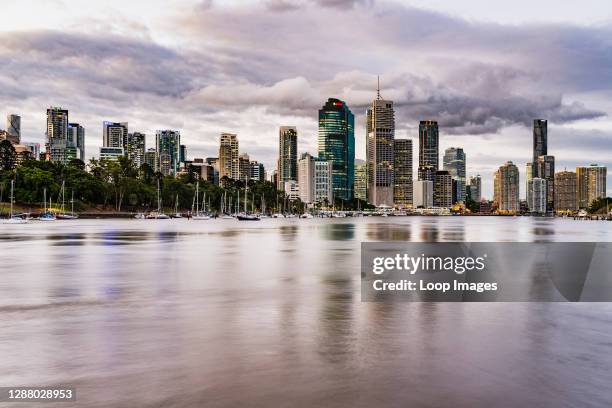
left=533, top=119, right=547, bottom=174
left=442, top=147, right=466, bottom=203
left=314, top=159, right=333, bottom=206
left=555, top=171, right=577, bottom=212
left=576, top=164, right=607, bottom=208
left=494, top=161, right=520, bottom=213
left=249, top=161, right=265, bottom=182
left=298, top=153, right=315, bottom=204
left=536, top=155, right=555, bottom=212
left=527, top=177, right=547, bottom=214
left=238, top=153, right=250, bottom=182
left=6, top=114, right=20, bottom=144
left=393, top=139, right=413, bottom=208
left=144, top=148, right=158, bottom=172
left=366, top=82, right=394, bottom=206
left=156, top=130, right=180, bottom=176
left=418, top=120, right=439, bottom=182
left=127, top=132, right=146, bottom=167
left=278, top=126, right=298, bottom=190
left=103, top=121, right=128, bottom=148
left=413, top=180, right=433, bottom=208
left=318, top=98, right=355, bottom=201
left=67, top=123, right=85, bottom=161
left=434, top=170, right=453, bottom=208
left=467, top=175, right=481, bottom=202
left=46, top=107, right=69, bottom=163
left=219, top=133, right=239, bottom=180
left=354, top=159, right=367, bottom=202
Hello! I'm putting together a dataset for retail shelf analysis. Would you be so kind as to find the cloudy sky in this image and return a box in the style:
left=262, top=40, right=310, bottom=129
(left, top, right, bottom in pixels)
left=1, top=0, right=611, bottom=198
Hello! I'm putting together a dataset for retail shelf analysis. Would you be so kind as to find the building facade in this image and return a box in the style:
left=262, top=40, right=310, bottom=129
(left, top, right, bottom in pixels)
left=413, top=180, right=433, bottom=208
left=67, top=123, right=85, bottom=161
left=249, top=161, right=265, bottom=182
left=576, top=164, right=607, bottom=209
left=527, top=177, right=547, bottom=214
left=467, top=175, right=481, bottom=202
left=298, top=153, right=315, bottom=204
left=238, top=153, right=250, bottom=183
left=532, top=119, right=547, bottom=175
left=278, top=126, right=298, bottom=190
left=434, top=170, right=453, bottom=208
left=219, top=133, right=239, bottom=180
left=126, top=132, right=146, bottom=167
left=494, top=161, right=520, bottom=213
left=144, top=148, right=158, bottom=172
left=6, top=114, right=20, bottom=144
left=156, top=130, right=181, bottom=176
left=554, top=171, right=577, bottom=212
left=318, top=98, right=355, bottom=201
left=442, top=147, right=466, bottom=203
left=536, top=155, right=555, bottom=212
left=418, top=120, right=439, bottom=182
left=366, top=90, right=394, bottom=206
left=354, top=160, right=367, bottom=202
left=99, top=147, right=124, bottom=161
left=103, top=121, right=128, bottom=148
left=46, top=107, right=69, bottom=163
left=314, top=159, right=333, bottom=206
left=393, top=139, right=413, bottom=208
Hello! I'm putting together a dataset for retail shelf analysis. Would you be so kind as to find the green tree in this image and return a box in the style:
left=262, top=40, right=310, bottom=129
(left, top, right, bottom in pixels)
left=0, top=140, right=17, bottom=171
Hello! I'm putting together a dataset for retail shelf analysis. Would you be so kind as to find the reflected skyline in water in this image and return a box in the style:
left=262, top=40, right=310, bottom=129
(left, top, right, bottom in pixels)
left=0, top=217, right=611, bottom=407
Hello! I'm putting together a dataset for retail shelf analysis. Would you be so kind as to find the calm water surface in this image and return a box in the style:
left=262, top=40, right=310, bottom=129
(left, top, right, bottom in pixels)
left=1, top=217, right=612, bottom=407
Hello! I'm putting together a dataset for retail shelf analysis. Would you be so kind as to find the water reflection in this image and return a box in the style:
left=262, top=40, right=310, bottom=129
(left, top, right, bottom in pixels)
left=0, top=217, right=611, bottom=407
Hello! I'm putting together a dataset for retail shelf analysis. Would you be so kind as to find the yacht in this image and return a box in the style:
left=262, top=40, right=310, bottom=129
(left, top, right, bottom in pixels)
left=4, top=180, right=28, bottom=224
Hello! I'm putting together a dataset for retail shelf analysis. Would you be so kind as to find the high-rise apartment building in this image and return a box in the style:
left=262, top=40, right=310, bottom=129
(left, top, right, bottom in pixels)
left=156, top=130, right=180, bottom=176
left=418, top=120, right=439, bottom=182
left=67, top=123, right=85, bottom=161
left=494, top=161, right=520, bottom=213
left=527, top=177, right=547, bottom=214
left=103, top=121, right=128, bottom=148
left=318, top=98, right=355, bottom=201
left=249, top=161, right=265, bottom=182
left=298, top=153, right=315, bottom=204
left=354, top=159, right=367, bottom=202
left=434, top=170, right=453, bottom=208
left=126, top=132, right=146, bottom=167
left=278, top=126, right=298, bottom=190
left=46, top=107, right=69, bottom=163
left=314, top=159, right=333, bottom=206
left=238, top=153, right=250, bottom=183
left=393, top=139, right=413, bottom=208
left=413, top=180, right=433, bottom=208
left=366, top=85, right=394, bottom=206
left=443, top=147, right=466, bottom=203
left=219, top=133, right=239, bottom=180
left=555, top=171, right=577, bottom=212
left=576, top=164, right=607, bottom=209
left=467, top=175, right=481, bottom=202
left=6, top=114, right=20, bottom=144
left=144, top=148, right=158, bottom=172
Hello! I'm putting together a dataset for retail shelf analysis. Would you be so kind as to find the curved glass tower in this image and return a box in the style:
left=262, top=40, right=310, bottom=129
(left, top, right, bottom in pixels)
left=318, top=98, right=354, bottom=201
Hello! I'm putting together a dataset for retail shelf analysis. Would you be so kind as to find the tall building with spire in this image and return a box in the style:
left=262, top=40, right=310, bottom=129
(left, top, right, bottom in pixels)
left=278, top=126, right=298, bottom=190
left=418, top=120, right=439, bottom=182
left=318, top=98, right=354, bottom=201
left=366, top=77, right=395, bottom=206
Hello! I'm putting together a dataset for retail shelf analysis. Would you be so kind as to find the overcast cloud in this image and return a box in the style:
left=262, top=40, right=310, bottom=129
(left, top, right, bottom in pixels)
left=0, top=0, right=610, bottom=197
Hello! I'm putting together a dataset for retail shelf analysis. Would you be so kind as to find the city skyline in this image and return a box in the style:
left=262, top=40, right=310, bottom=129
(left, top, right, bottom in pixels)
left=0, top=0, right=611, bottom=197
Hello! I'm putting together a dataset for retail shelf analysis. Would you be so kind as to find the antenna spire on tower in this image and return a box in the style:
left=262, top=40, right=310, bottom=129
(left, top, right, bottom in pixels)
left=376, top=75, right=381, bottom=100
